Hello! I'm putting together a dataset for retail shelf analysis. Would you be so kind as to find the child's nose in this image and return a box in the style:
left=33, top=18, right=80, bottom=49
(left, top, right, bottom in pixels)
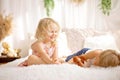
left=53, top=32, right=57, bottom=36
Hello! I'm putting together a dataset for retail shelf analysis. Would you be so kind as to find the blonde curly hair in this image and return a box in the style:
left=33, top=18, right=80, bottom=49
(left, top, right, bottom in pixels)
left=35, top=18, right=60, bottom=41
left=98, top=49, right=120, bottom=67
left=0, top=14, right=13, bottom=41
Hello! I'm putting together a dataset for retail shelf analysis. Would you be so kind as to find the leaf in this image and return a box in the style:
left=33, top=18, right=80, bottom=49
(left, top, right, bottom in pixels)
left=44, top=0, right=55, bottom=17
left=99, top=0, right=111, bottom=16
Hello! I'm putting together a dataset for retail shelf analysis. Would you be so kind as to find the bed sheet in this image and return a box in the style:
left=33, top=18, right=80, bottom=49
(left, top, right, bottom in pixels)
left=0, top=57, right=120, bottom=80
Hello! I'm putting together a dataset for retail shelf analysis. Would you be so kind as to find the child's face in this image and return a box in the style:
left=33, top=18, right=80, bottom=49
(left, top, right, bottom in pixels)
left=45, top=24, right=59, bottom=42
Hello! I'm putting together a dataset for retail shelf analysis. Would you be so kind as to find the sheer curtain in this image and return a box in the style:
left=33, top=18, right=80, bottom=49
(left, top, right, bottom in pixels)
left=87, top=0, right=120, bottom=31
left=0, top=0, right=120, bottom=57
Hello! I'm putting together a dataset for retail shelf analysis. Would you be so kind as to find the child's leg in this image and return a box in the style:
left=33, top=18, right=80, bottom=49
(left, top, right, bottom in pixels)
left=26, top=55, right=45, bottom=65
left=18, top=55, right=46, bottom=67
left=65, top=48, right=90, bottom=62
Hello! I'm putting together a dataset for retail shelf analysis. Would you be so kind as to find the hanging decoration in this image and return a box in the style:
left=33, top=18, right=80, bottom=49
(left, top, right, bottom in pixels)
left=99, top=0, right=111, bottom=16
left=0, top=14, right=13, bottom=42
left=44, top=0, right=55, bottom=17
left=71, top=0, right=85, bottom=4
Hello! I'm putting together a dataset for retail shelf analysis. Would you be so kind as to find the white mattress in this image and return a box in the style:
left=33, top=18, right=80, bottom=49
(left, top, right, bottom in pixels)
left=0, top=57, right=120, bottom=80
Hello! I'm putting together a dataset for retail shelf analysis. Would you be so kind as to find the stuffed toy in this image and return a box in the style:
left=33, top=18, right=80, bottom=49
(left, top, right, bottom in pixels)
left=1, top=42, right=21, bottom=57
left=0, top=13, right=12, bottom=42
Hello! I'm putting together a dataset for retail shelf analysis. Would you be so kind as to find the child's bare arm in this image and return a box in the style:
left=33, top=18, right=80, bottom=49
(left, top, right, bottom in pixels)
left=31, top=42, right=54, bottom=64
left=80, top=49, right=102, bottom=60
left=51, top=43, right=58, bottom=60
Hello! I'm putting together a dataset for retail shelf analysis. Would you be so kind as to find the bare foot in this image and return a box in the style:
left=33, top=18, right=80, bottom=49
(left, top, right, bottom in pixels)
left=18, top=61, right=28, bottom=67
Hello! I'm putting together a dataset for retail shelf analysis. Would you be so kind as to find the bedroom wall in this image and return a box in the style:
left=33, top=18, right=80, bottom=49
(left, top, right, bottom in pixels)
left=0, top=0, right=120, bottom=57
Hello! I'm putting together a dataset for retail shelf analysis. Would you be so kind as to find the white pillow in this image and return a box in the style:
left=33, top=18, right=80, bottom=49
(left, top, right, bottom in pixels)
left=57, top=32, right=71, bottom=57
left=84, top=34, right=119, bottom=51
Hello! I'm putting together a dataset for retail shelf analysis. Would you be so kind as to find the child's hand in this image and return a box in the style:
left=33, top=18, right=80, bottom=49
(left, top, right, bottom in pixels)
left=73, top=56, right=84, bottom=67
left=54, top=60, right=61, bottom=64
left=53, top=58, right=61, bottom=64
left=78, top=55, right=87, bottom=63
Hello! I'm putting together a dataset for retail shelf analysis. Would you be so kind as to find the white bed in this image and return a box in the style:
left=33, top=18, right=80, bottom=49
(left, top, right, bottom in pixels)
left=0, top=28, right=120, bottom=80
left=0, top=57, right=120, bottom=80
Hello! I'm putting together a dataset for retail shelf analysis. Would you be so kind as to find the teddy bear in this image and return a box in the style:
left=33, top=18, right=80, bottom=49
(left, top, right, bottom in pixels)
left=1, top=42, right=21, bottom=57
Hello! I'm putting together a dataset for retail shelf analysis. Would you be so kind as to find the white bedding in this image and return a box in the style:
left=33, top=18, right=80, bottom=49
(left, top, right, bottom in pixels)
left=0, top=57, right=120, bottom=80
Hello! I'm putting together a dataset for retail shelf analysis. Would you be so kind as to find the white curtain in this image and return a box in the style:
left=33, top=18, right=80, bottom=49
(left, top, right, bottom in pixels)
left=87, top=0, right=120, bottom=31
left=0, top=0, right=120, bottom=57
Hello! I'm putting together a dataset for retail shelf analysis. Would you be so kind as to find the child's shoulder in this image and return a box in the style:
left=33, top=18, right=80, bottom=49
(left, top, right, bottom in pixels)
left=31, top=40, right=43, bottom=48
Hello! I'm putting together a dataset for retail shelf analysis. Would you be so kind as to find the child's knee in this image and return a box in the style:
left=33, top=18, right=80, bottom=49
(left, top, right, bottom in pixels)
left=28, top=55, right=38, bottom=61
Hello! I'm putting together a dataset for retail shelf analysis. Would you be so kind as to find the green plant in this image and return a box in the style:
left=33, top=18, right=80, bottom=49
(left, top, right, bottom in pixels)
left=44, top=0, right=55, bottom=17
left=99, top=0, right=111, bottom=16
